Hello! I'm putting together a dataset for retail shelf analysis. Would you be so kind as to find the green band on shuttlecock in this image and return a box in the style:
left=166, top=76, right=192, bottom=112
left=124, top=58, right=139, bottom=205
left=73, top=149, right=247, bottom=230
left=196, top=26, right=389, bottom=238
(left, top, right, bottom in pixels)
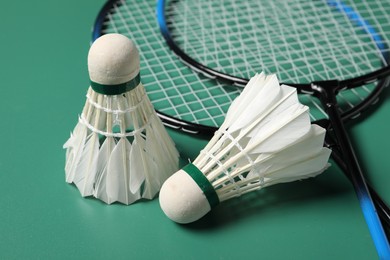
left=183, top=163, right=220, bottom=208
left=90, top=73, right=141, bottom=95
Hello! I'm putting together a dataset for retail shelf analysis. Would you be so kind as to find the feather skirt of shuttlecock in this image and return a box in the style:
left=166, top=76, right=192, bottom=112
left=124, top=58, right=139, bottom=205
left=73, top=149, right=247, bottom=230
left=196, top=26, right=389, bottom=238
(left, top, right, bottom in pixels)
left=192, top=72, right=331, bottom=202
left=63, top=84, right=179, bottom=205
left=159, top=72, right=331, bottom=224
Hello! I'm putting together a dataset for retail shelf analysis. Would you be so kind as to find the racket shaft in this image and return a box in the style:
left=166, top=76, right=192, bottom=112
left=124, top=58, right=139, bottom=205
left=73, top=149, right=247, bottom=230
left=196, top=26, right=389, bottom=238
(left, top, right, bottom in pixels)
left=315, top=82, right=390, bottom=258
left=330, top=147, right=390, bottom=234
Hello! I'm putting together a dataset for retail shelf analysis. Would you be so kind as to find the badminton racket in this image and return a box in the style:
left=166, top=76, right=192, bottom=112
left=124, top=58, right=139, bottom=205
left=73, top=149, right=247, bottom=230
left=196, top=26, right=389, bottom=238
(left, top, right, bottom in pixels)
left=93, top=0, right=390, bottom=257
left=157, top=0, right=390, bottom=257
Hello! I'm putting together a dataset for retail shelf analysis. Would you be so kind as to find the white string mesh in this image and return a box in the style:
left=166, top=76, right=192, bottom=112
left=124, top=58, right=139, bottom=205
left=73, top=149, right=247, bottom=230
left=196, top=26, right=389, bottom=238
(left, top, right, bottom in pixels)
left=99, top=0, right=390, bottom=128
left=167, top=0, right=389, bottom=82
left=101, top=0, right=240, bottom=128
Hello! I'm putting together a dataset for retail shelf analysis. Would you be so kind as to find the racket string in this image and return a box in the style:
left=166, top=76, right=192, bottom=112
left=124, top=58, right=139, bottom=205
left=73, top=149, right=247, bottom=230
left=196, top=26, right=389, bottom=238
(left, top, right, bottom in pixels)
left=104, top=0, right=242, bottom=127
left=167, top=0, right=389, bottom=85
left=98, top=0, right=390, bottom=131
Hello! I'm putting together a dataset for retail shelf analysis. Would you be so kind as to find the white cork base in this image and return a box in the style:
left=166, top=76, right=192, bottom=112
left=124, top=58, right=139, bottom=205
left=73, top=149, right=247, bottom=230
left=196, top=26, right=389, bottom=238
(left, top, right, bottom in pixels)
left=159, top=169, right=211, bottom=224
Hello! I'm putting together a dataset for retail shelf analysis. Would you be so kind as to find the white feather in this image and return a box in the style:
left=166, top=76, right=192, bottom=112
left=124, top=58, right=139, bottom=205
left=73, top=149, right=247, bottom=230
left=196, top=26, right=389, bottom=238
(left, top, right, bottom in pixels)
left=75, top=133, right=100, bottom=196
left=106, top=138, right=140, bottom=205
left=246, top=125, right=328, bottom=178
left=246, top=85, right=299, bottom=137
left=147, top=115, right=179, bottom=178
left=141, top=156, right=159, bottom=199
left=192, top=73, right=331, bottom=203
left=141, top=124, right=169, bottom=199
left=227, top=74, right=281, bottom=133
left=129, top=136, right=146, bottom=193
left=262, top=148, right=331, bottom=186
left=93, top=137, right=115, bottom=204
left=217, top=147, right=331, bottom=201
left=248, top=104, right=310, bottom=153
left=76, top=133, right=99, bottom=197
left=223, top=72, right=265, bottom=127
left=63, top=122, right=88, bottom=183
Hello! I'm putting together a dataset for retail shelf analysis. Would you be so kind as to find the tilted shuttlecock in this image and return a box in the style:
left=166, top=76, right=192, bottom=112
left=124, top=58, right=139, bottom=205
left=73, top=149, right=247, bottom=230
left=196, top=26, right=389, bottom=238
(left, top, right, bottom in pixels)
left=64, top=33, right=179, bottom=204
left=159, top=73, right=331, bottom=223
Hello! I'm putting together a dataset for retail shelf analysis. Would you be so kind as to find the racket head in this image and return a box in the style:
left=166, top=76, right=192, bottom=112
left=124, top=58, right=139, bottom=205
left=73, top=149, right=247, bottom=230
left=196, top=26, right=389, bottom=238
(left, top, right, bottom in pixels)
left=158, top=0, right=390, bottom=129
left=92, top=0, right=390, bottom=239
left=94, top=0, right=390, bottom=136
left=159, top=0, right=390, bottom=85
left=92, top=0, right=242, bottom=135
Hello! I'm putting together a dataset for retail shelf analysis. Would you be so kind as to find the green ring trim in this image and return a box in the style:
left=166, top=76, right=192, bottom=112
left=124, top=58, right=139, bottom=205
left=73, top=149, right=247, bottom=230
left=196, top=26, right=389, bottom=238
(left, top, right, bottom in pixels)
left=90, top=73, right=141, bottom=95
left=183, top=163, right=220, bottom=208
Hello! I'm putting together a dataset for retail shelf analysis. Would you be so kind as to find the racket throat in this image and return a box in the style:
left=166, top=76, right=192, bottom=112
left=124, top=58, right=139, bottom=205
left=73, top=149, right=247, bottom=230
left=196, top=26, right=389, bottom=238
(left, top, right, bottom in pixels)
left=311, top=80, right=340, bottom=104
left=311, top=80, right=361, bottom=175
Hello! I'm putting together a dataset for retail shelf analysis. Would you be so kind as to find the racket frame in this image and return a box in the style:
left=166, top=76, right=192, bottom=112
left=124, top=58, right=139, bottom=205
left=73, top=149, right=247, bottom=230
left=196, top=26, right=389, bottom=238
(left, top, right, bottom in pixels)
left=92, top=0, right=390, bottom=254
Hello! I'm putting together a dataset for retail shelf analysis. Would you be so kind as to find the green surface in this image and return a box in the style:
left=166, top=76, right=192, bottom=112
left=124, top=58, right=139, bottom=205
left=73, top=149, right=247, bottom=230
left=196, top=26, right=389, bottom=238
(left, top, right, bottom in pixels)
left=1, top=1, right=390, bottom=259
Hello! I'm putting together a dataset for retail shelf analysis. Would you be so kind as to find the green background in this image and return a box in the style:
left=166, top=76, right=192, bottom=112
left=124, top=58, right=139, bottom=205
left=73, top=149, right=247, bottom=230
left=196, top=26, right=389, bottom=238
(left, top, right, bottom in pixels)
left=1, top=0, right=390, bottom=259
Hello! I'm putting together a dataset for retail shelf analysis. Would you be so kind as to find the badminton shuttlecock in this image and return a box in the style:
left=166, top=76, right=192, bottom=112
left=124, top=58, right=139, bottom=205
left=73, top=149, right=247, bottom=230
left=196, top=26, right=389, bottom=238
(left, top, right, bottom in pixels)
left=64, top=33, right=179, bottom=204
left=159, top=73, right=331, bottom=223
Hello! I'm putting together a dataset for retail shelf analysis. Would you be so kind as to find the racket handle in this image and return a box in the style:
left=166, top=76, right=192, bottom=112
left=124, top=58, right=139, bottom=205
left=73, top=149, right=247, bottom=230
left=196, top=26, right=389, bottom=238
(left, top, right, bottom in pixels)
left=313, top=81, right=390, bottom=259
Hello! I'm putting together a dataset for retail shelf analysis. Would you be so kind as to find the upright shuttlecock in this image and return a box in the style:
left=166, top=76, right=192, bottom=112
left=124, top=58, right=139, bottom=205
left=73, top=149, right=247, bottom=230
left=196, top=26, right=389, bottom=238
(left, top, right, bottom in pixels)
left=64, top=33, right=179, bottom=204
left=159, top=73, right=331, bottom=223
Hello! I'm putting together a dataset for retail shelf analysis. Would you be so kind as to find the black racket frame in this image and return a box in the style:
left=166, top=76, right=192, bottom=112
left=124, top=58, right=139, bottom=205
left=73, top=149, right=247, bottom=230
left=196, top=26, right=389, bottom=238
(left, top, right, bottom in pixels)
left=93, top=0, right=390, bottom=235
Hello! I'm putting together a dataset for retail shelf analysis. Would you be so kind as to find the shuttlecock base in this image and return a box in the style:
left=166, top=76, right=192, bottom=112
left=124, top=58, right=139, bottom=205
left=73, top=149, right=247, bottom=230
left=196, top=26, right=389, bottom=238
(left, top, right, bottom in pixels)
left=159, top=168, right=212, bottom=224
